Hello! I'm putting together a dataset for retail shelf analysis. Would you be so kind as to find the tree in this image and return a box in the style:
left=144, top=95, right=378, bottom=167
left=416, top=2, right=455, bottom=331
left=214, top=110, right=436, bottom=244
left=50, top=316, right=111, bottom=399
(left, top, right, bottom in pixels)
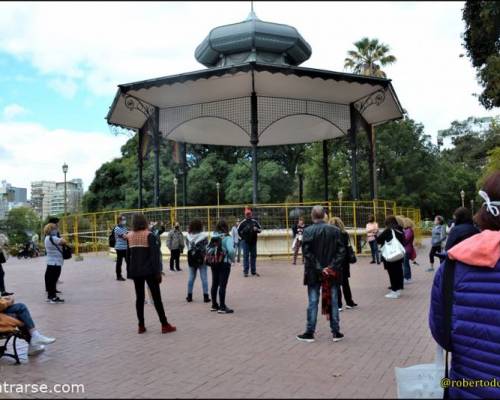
left=344, top=37, right=397, bottom=78
left=0, top=207, right=41, bottom=245
left=479, top=146, right=500, bottom=187
left=462, top=1, right=500, bottom=109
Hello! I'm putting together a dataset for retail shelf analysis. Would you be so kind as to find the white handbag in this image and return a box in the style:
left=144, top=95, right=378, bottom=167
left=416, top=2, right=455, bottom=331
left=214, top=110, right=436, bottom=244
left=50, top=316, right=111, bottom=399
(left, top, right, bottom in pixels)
left=381, top=229, right=405, bottom=262
left=395, top=345, right=445, bottom=399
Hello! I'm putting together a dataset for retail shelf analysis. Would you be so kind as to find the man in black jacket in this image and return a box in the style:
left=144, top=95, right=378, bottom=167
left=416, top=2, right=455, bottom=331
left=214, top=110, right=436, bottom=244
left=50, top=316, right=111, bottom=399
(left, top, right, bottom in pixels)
left=237, top=208, right=262, bottom=277
left=297, top=206, right=346, bottom=343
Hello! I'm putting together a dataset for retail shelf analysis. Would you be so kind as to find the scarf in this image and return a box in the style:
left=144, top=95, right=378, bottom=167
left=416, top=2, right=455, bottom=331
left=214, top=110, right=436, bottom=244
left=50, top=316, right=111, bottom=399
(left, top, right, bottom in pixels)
left=321, top=268, right=340, bottom=320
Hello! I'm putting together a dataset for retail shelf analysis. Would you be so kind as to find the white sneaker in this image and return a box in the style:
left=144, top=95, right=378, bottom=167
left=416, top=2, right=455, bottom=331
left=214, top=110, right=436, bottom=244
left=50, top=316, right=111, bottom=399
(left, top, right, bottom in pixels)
left=31, top=334, right=56, bottom=346
left=385, top=291, right=400, bottom=299
left=404, top=279, right=413, bottom=284
left=28, top=344, right=45, bottom=356
left=338, top=307, right=343, bottom=312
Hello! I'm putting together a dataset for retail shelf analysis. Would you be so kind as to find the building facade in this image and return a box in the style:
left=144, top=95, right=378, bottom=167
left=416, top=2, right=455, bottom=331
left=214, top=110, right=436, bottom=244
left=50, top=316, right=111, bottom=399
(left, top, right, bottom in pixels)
left=31, top=179, right=83, bottom=219
left=0, top=180, right=29, bottom=219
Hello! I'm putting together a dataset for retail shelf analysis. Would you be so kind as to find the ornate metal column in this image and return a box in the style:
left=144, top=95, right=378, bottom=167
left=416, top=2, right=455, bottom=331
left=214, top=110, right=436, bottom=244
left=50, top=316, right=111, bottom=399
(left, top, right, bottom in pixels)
left=250, top=67, right=259, bottom=205
left=366, top=126, right=375, bottom=200
left=181, top=142, right=187, bottom=207
left=323, top=140, right=329, bottom=201
left=349, top=104, right=358, bottom=200
left=153, top=107, right=160, bottom=207
left=138, top=128, right=144, bottom=209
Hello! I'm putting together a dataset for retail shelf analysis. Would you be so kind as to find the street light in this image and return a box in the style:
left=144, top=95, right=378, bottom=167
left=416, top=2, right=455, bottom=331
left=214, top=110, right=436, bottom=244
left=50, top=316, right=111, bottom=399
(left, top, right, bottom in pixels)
left=338, top=189, right=343, bottom=218
left=173, top=177, right=178, bottom=221
left=62, top=163, right=68, bottom=217
left=460, top=189, right=465, bottom=208
left=216, top=182, right=221, bottom=219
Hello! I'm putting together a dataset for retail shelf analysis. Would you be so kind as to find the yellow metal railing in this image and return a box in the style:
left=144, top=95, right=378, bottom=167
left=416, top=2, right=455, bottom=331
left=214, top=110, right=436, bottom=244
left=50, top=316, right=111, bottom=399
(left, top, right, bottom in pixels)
left=57, top=200, right=421, bottom=257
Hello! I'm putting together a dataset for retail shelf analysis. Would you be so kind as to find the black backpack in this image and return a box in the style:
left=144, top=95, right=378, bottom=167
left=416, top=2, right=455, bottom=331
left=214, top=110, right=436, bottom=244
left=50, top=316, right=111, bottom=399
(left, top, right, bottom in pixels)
left=108, top=227, right=116, bottom=248
left=187, top=240, right=206, bottom=268
left=239, top=221, right=255, bottom=242
left=204, top=236, right=226, bottom=267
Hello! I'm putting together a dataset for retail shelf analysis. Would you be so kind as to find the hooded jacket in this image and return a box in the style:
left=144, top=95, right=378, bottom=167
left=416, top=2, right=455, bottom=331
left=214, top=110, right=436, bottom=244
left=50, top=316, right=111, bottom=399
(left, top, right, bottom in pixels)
left=429, top=230, right=500, bottom=399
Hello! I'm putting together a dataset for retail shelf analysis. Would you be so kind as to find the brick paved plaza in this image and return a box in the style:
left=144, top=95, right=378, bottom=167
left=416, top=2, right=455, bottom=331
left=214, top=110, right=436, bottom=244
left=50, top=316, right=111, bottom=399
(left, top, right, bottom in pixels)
left=0, top=240, right=436, bottom=399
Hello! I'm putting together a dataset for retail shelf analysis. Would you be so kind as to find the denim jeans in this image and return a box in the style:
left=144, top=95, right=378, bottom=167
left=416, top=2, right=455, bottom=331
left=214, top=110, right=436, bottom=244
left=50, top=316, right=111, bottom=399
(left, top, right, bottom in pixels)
left=187, top=265, right=209, bottom=295
left=241, top=241, right=257, bottom=274
left=369, top=240, right=380, bottom=263
left=234, top=242, right=241, bottom=263
left=5, top=303, right=35, bottom=331
left=403, top=254, right=411, bottom=280
left=306, top=283, right=340, bottom=334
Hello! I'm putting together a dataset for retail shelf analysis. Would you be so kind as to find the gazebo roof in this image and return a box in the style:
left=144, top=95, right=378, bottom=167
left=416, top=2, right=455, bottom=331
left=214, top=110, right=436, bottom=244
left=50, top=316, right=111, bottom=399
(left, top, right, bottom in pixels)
left=107, top=62, right=403, bottom=147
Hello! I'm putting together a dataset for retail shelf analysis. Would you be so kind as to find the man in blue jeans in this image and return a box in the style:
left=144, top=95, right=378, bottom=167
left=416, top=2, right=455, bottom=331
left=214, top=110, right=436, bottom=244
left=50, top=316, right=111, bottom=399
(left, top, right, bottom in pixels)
left=297, top=205, right=346, bottom=343
left=237, top=208, right=262, bottom=277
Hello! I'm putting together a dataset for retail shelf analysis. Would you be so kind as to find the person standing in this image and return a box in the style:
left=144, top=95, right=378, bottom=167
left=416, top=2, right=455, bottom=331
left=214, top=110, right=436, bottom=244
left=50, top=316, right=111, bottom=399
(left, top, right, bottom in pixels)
left=429, top=172, right=500, bottom=399
left=427, top=215, right=447, bottom=272
left=445, top=207, right=479, bottom=251
left=329, top=217, right=357, bottom=310
left=237, top=208, right=262, bottom=277
left=209, top=220, right=235, bottom=314
left=167, top=222, right=184, bottom=272
left=292, top=217, right=306, bottom=265
left=114, top=215, right=128, bottom=281
left=296, top=206, right=346, bottom=343
left=185, top=219, right=210, bottom=303
left=366, top=214, right=380, bottom=264
left=125, top=213, right=176, bottom=334
left=377, top=216, right=406, bottom=299
left=230, top=219, right=241, bottom=264
left=0, top=232, right=13, bottom=297
left=44, top=221, right=67, bottom=303
left=403, top=217, right=416, bottom=284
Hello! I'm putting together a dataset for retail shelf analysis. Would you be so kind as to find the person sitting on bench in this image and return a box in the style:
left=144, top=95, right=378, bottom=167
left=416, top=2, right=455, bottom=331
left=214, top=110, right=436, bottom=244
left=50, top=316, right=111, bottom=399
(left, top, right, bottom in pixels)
left=0, top=295, right=56, bottom=356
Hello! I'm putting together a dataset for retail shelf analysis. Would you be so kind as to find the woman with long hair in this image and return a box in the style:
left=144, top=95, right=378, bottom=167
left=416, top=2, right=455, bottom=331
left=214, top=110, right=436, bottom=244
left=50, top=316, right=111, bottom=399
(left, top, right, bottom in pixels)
left=377, top=215, right=405, bottom=299
left=329, top=217, right=357, bottom=310
left=125, top=213, right=176, bottom=334
left=210, top=220, right=235, bottom=314
left=185, top=219, right=210, bottom=303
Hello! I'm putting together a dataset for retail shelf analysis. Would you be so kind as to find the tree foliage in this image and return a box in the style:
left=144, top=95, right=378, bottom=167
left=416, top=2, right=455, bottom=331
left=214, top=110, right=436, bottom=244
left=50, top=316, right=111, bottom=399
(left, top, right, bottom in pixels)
left=344, top=37, right=397, bottom=77
left=0, top=207, right=41, bottom=245
left=462, top=0, right=500, bottom=109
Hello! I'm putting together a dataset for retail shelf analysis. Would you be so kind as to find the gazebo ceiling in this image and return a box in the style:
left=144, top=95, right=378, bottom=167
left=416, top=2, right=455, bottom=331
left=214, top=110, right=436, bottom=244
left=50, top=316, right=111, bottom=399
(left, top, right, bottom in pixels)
left=106, top=62, right=404, bottom=147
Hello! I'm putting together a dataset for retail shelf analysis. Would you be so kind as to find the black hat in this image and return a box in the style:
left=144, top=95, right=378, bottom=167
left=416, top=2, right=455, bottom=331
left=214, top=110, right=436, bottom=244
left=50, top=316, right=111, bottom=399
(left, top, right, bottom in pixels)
left=48, top=217, right=60, bottom=224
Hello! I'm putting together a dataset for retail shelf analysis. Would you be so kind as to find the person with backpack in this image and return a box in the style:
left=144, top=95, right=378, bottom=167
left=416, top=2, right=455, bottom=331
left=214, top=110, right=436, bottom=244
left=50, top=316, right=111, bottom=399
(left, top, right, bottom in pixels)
left=185, top=219, right=210, bottom=303
left=207, top=220, right=235, bottom=314
left=125, top=213, right=176, bottom=335
left=429, top=172, right=500, bottom=398
left=376, top=215, right=406, bottom=299
left=44, top=221, right=67, bottom=303
left=112, top=214, right=128, bottom=281
left=167, top=222, right=185, bottom=272
left=237, top=208, right=262, bottom=277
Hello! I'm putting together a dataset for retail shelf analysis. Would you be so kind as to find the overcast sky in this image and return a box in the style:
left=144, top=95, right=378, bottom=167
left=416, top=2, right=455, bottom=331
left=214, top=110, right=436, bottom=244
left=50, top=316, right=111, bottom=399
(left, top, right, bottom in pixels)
left=0, top=1, right=497, bottom=196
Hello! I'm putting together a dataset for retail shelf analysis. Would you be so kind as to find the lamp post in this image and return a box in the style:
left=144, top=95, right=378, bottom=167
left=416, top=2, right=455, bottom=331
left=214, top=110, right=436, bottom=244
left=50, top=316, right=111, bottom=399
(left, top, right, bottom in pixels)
left=173, top=177, right=178, bottom=221
left=62, top=163, right=68, bottom=217
left=216, top=182, right=221, bottom=220
left=338, top=189, right=343, bottom=218
left=460, top=189, right=465, bottom=208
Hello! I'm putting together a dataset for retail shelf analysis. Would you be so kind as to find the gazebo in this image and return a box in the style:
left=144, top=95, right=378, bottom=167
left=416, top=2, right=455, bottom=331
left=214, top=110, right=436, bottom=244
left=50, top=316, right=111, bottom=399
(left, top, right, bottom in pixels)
left=106, top=8, right=404, bottom=207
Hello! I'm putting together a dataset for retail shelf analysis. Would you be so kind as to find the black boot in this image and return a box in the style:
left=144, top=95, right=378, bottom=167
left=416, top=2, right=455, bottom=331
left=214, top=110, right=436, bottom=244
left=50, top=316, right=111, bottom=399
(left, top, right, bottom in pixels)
left=203, top=294, right=211, bottom=303
left=186, top=293, right=193, bottom=302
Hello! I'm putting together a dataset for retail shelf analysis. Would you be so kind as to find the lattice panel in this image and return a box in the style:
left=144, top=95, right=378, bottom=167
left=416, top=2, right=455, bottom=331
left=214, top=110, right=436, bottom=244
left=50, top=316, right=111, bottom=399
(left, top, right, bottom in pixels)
left=160, top=97, right=252, bottom=137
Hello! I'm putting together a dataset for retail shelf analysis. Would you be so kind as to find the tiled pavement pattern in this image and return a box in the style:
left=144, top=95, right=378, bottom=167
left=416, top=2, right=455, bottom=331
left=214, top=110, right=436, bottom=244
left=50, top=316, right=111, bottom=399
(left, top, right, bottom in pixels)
left=0, top=239, right=437, bottom=398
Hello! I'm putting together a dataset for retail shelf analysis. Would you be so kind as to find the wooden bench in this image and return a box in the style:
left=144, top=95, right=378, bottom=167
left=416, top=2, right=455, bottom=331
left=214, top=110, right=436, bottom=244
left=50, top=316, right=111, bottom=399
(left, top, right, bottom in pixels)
left=0, top=330, right=23, bottom=364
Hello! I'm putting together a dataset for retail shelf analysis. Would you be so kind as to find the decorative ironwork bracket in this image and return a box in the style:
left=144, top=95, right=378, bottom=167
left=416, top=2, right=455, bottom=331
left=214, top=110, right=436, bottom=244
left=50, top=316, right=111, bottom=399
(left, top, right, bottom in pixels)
left=124, top=94, right=155, bottom=120
left=353, top=89, right=386, bottom=115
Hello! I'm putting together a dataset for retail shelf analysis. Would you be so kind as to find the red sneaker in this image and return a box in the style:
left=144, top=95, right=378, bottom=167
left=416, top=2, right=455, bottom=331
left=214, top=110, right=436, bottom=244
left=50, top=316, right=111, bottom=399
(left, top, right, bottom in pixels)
left=138, top=325, right=146, bottom=334
left=162, top=323, right=176, bottom=334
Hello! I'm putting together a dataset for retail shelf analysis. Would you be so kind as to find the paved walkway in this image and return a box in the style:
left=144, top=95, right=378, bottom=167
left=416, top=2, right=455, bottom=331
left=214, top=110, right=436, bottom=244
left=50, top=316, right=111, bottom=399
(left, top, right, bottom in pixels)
left=0, top=240, right=437, bottom=398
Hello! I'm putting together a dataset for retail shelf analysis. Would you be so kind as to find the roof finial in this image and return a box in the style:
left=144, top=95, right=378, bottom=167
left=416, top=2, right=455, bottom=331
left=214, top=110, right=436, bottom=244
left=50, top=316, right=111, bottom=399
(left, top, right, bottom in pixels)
left=246, top=0, right=258, bottom=20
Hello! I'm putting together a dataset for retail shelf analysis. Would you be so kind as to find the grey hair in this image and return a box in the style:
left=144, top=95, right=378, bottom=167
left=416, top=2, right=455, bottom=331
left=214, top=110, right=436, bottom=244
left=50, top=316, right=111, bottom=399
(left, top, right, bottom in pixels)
left=311, top=205, right=325, bottom=222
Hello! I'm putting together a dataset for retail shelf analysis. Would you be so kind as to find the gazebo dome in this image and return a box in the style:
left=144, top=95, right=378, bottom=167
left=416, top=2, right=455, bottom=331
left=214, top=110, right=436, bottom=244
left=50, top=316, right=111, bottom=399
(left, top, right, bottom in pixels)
left=195, top=11, right=312, bottom=67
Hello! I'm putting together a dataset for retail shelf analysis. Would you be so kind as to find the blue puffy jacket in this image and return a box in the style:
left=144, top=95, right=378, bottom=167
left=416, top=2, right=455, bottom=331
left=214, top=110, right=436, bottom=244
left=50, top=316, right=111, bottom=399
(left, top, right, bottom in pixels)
left=429, top=231, right=500, bottom=398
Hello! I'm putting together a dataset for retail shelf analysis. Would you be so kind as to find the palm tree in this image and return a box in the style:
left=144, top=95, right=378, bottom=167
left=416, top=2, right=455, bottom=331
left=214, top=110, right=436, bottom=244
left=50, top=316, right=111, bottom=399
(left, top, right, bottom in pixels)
left=344, top=37, right=396, bottom=77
